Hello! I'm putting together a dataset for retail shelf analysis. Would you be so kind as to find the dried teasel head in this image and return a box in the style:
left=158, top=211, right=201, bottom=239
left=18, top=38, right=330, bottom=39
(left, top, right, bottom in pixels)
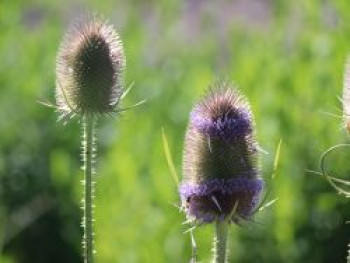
left=56, top=17, right=125, bottom=118
left=343, top=56, right=350, bottom=133
left=179, top=82, right=264, bottom=224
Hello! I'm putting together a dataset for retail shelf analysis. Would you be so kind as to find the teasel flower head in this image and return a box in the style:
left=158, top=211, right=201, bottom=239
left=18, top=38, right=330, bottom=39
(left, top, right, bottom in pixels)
left=179, top=82, right=264, bottom=224
left=56, top=17, right=125, bottom=118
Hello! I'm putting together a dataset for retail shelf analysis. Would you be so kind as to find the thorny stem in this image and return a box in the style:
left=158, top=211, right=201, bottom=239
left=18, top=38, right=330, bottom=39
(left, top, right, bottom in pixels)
left=213, top=219, right=229, bottom=263
left=83, top=114, right=95, bottom=263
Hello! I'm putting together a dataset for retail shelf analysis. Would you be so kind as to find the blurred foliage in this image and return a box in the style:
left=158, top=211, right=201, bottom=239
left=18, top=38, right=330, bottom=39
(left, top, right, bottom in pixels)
left=0, top=0, right=350, bottom=262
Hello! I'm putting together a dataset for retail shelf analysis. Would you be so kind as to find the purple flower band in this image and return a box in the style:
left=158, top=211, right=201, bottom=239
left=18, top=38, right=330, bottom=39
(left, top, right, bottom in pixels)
left=186, top=193, right=262, bottom=223
left=179, top=177, right=264, bottom=199
left=180, top=177, right=264, bottom=223
left=190, top=108, right=252, bottom=139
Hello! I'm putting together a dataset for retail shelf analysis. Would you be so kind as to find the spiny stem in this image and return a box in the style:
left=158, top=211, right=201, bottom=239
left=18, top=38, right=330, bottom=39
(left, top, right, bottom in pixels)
left=83, top=114, right=95, bottom=263
left=213, top=220, right=229, bottom=263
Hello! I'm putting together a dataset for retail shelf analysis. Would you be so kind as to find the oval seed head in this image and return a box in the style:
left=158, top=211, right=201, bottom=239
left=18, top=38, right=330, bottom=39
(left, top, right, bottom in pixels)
left=179, top=82, right=264, bottom=224
left=56, top=18, right=125, bottom=117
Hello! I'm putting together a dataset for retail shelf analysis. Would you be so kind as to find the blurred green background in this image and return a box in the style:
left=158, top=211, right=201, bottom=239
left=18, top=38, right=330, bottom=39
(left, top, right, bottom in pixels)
left=1, top=0, right=350, bottom=262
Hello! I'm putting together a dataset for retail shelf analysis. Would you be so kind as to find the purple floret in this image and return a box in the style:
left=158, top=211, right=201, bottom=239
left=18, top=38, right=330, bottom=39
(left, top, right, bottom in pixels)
left=179, top=177, right=264, bottom=223
left=190, top=107, right=252, bottom=139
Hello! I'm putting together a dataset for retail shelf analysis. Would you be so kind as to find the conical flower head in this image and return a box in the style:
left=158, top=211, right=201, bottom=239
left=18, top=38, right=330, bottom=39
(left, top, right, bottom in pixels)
left=56, top=18, right=125, bottom=116
left=180, top=83, right=264, bottom=224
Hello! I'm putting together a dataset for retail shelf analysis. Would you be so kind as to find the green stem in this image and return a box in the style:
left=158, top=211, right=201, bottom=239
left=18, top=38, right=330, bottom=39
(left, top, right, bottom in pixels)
left=213, top=220, right=229, bottom=263
left=83, top=114, right=95, bottom=263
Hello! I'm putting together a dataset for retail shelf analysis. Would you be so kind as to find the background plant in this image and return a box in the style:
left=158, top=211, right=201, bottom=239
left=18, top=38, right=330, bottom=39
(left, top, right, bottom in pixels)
left=0, top=0, right=350, bottom=262
left=314, top=57, right=350, bottom=262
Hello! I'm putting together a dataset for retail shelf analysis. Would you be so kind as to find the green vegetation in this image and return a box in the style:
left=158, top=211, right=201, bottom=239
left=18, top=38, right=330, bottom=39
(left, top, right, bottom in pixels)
left=0, top=0, right=350, bottom=262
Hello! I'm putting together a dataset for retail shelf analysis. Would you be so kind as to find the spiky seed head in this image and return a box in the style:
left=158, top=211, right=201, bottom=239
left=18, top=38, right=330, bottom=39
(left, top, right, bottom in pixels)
left=56, top=18, right=125, bottom=117
left=179, top=82, right=264, bottom=224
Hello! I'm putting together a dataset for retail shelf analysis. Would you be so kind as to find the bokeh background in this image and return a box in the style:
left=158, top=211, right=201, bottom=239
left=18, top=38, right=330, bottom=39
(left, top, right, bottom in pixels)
left=1, top=0, right=350, bottom=262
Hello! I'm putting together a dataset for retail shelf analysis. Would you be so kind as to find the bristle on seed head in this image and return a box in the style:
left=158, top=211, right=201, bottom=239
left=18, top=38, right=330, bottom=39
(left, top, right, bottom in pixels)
left=56, top=17, right=125, bottom=117
left=190, top=88, right=253, bottom=140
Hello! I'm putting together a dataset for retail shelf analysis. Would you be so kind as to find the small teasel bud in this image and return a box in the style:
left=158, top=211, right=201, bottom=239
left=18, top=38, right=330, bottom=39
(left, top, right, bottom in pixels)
left=343, top=56, right=350, bottom=133
left=179, top=82, right=264, bottom=224
left=56, top=17, right=125, bottom=117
